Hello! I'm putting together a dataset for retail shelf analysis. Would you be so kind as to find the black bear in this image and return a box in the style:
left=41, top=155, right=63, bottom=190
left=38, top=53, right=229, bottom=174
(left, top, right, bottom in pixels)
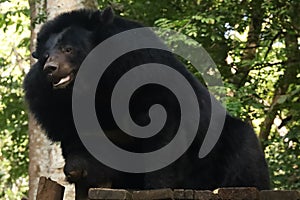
left=24, top=7, right=270, bottom=200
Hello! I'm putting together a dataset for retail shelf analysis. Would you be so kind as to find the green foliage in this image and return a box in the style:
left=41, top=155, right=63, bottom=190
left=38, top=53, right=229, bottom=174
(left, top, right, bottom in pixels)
left=98, top=0, right=300, bottom=189
left=265, top=128, right=300, bottom=189
left=0, top=1, right=298, bottom=198
left=0, top=64, right=29, bottom=199
left=0, top=0, right=30, bottom=199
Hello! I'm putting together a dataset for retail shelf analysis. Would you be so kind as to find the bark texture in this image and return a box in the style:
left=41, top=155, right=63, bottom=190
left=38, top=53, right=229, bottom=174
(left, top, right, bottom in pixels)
left=27, top=0, right=98, bottom=199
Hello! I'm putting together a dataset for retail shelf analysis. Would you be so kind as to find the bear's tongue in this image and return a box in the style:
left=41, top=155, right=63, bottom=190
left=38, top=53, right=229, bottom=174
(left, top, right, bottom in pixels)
left=53, top=75, right=71, bottom=87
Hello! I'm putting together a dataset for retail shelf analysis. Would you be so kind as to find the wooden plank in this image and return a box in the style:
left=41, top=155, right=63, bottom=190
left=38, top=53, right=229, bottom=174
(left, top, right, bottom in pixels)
left=89, top=188, right=132, bottom=200
left=36, top=176, right=65, bottom=200
left=174, top=189, right=194, bottom=199
left=133, top=189, right=174, bottom=200
left=260, top=190, right=300, bottom=200
left=215, top=187, right=259, bottom=200
left=194, top=190, right=217, bottom=200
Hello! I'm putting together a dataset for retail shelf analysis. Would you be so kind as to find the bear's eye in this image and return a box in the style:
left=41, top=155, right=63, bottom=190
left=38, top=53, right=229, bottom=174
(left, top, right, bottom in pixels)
left=63, top=47, right=73, bottom=54
left=44, top=52, right=49, bottom=59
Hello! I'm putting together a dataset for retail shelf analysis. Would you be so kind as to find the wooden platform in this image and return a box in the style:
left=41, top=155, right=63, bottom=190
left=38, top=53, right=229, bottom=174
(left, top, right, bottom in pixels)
left=89, top=188, right=300, bottom=200
left=36, top=177, right=300, bottom=200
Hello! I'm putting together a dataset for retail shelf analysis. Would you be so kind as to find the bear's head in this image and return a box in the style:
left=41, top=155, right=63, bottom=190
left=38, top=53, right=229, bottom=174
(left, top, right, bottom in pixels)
left=32, top=7, right=114, bottom=89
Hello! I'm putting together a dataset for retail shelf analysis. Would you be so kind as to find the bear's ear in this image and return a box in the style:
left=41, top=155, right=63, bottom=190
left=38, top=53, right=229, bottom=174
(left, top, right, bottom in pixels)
left=32, top=51, right=38, bottom=59
left=100, top=7, right=114, bottom=24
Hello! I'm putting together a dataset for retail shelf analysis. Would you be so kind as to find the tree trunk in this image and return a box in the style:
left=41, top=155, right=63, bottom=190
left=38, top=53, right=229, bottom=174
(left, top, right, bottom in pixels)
left=259, top=2, right=300, bottom=145
left=232, top=0, right=264, bottom=88
left=46, top=0, right=98, bottom=19
left=28, top=0, right=98, bottom=199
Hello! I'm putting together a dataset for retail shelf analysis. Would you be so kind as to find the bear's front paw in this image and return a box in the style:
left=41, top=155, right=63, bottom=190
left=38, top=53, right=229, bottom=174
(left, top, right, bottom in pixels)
left=65, top=169, right=88, bottom=183
left=64, top=155, right=88, bottom=183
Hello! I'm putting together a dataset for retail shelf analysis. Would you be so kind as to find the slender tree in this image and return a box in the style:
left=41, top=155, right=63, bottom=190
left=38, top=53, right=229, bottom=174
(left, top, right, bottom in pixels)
left=259, top=1, right=300, bottom=144
left=27, top=0, right=97, bottom=199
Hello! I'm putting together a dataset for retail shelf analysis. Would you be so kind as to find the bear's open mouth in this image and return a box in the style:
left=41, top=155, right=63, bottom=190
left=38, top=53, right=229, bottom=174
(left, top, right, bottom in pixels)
left=52, top=73, right=74, bottom=89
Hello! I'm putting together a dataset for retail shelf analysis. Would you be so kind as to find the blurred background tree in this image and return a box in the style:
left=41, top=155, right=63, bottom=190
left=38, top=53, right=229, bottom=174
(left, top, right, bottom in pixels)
left=0, top=1, right=30, bottom=199
left=0, top=0, right=299, bottom=199
left=27, top=0, right=97, bottom=199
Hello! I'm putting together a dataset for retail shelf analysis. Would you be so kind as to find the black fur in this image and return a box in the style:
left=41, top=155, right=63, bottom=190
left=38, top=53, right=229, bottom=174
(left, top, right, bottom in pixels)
left=24, top=8, right=270, bottom=200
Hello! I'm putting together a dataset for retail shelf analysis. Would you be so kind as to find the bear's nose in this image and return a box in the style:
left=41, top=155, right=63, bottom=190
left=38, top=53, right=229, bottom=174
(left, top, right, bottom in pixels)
left=44, top=63, right=58, bottom=74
